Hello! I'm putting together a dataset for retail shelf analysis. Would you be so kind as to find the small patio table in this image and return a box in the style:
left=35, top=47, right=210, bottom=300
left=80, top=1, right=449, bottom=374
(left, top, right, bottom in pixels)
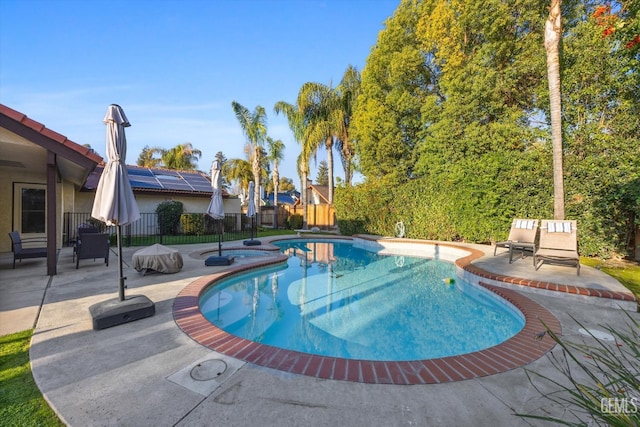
left=132, top=243, right=183, bottom=275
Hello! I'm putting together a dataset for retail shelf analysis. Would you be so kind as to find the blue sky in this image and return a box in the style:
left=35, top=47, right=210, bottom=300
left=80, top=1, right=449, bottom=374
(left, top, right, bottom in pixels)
left=0, top=0, right=399, bottom=188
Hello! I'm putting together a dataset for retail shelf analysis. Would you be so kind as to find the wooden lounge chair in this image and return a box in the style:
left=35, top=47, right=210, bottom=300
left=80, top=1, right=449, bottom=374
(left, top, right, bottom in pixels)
left=534, top=220, right=580, bottom=275
left=494, top=219, right=539, bottom=265
left=8, top=231, right=47, bottom=269
left=76, top=233, right=110, bottom=269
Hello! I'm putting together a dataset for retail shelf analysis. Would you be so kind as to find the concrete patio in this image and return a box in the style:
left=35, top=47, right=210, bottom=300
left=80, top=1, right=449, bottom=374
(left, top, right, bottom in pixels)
left=1, top=235, right=638, bottom=426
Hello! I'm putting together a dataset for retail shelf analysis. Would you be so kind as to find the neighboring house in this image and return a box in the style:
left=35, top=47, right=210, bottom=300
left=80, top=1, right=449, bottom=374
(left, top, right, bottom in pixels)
left=264, top=191, right=300, bottom=206
left=0, top=104, right=102, bottom=274
left=80, top=165, right=240, bottom=217
left=307, top=183, right=330, bottom=205
left=0, top=104, right=241, bottom=274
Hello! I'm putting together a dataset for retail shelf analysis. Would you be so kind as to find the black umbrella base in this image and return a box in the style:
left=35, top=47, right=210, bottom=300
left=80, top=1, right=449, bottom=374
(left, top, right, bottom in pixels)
left=89, top=295, right=155, bottom=330
left=205, top=255, right=235, bottom=266
left=243, top=239, right=261, bottom=246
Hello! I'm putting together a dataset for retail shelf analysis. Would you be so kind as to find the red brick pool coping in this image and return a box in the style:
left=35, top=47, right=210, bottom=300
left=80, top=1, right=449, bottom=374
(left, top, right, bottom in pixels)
left=174, top=240, right=567, bottom=384
left=361, top=236, right=636, bottom=303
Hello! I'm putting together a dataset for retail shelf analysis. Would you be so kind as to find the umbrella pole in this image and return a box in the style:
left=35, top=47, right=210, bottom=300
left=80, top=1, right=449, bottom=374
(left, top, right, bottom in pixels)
left=117, top=225, right=125, bottom=301
left=218, top=219, right=222, bottom=257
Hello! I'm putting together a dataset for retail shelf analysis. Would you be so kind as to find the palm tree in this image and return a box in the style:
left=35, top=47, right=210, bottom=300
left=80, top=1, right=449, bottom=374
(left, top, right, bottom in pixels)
left=297, top=82, right=337, bottom=203
left=335, top=65, right=361, bottom=186
left=266, top=137, right=285, bottom=228
left=137, top=145, right=162, bottom=168
left=231, top=102, right=268, bottom=222
left=274, top=100, right=310, bottom=228
left=160, top=142, right=202, bottom=170
left=545, top=0, right=565, bottom=220
left=222, top=158, right=252, bottom=200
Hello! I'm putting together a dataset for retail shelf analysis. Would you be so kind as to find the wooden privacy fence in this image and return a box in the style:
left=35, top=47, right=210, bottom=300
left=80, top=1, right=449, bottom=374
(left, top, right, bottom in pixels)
left=284, top=204, right=336, bottom=230
left=257, top=204, right=336, bottom=230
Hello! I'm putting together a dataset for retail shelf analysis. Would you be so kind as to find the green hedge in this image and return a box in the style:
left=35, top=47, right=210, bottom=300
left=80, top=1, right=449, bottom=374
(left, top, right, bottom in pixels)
left=180, top=213, right=205, bottom=235
left=156, top=201, right=184, bottom=235
left=335, top=148, right=638, bottom=259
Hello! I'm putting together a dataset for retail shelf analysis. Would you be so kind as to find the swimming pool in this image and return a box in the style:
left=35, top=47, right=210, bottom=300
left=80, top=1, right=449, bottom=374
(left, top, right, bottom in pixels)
left=199, top=239, right=525, bottom=361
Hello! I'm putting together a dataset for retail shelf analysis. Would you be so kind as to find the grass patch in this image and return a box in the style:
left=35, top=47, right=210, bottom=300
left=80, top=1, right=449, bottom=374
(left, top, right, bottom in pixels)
left=257, top=229, right=298, bottom=238
left=582, top=257, right=640, bottom=302
left=0, top=330, right=63, bottom=427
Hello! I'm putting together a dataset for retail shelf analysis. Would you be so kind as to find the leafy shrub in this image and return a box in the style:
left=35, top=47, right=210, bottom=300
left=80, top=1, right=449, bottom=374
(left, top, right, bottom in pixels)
left=336, top=219, right=367, bottom=236
left=223, top=215, right=236, bottom=232
left=180, top=213, right=205, bottom=235
left=517, top=313, right=639, bottom=426
left=286, top=214, right=303, bottom=230
left=156, top=201, right=183, bottom=235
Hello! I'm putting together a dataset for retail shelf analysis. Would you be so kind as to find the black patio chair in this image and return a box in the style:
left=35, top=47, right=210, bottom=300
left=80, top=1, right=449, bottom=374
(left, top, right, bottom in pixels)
left=73, top=225, right=100, bottom=262
left=75, top=233, right=110, bottom=269
left=8, top=230, right=48, bottom=269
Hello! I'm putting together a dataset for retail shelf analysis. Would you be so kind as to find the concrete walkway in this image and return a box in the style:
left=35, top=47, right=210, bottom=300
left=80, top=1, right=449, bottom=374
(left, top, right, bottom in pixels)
left=1, top=236, right=638, bottom=426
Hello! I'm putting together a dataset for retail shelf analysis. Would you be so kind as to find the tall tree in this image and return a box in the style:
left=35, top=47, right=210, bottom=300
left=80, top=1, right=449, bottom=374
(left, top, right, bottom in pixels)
left=335, top=65, right=361, bottom=186
left=274, top=100, right=311, bottom=227
left=222, top=158, right=252, bottom=199
left=231, top=102, right=268, bottom=221
left=160, top=143, right=202, bottom=170
left=352, top=0, right=435, bottom=183
left=278, top=177, right=296, bottom=192
left=266, top=137, right=285, bottom=228
left=137, top=145, right=162, bottom=168
left=315, top=160, right=329, bottom=186
left=297, top=82, right=337, bottom=203
left=215, top=151, right=227, bottom=165
left=545, top=0, right=565, bottom=219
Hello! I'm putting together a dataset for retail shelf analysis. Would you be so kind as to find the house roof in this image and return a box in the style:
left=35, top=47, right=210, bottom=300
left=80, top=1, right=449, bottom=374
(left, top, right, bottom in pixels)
left=308, top=184, right=330, bottom=204
left=0, top=104, right=103, bottom=185
left=83, top=165, right=229, bottom=197
left=265, top=192, right=300, bottom=205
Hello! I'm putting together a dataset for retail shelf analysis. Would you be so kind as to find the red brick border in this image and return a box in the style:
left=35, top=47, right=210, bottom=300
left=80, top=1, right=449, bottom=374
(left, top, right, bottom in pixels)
left=354, top=236, right=636, bottom=303
left=173, top=241, right=565, bottom=384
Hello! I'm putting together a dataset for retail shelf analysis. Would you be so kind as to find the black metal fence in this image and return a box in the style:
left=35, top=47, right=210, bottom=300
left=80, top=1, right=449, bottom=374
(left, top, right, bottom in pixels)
left=63, top=212, right=254, bottom=247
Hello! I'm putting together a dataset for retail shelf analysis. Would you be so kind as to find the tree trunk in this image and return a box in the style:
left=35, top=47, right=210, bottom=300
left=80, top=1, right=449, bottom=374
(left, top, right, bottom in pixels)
left=273, top=167, right=279, bottom=229
left=326, top=137, right=334, bottom=204
left=253, top=150, right=261, bottom=225
left=301, top=171, right=308, bottom=229
left=545, top=0, right=565, bottom=220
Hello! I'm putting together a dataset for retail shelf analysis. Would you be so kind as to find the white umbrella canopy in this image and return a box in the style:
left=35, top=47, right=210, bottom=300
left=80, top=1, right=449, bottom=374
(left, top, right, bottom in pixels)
left=243, top=181, right=260, bottom=245
left=91, top=104, right=140, bottom=226
left=246, top=181, right=256, bottom=217
left=206, top=160, right=224, bottom=220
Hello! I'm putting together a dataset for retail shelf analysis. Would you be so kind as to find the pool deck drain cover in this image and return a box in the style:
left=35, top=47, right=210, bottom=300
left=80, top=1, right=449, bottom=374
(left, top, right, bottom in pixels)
left=578, top=328, right=615, bottom=341
left=167, top=354, right=245, bottom=396
left=190, top=359, right=227, bottom=381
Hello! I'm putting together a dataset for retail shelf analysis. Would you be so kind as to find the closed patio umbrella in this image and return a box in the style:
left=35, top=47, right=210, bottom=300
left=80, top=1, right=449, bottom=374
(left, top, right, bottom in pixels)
left=89, top=104, right=154, bottom=329
left=204, top=160, right=233, bottom=265
left=206, top=160, right=224, bottom=221
left=243, top=181, right=261, bottom=245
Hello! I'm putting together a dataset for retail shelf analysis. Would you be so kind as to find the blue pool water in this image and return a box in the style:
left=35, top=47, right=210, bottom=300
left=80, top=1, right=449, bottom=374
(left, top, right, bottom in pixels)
left=199, top=240, right=525, bottom=361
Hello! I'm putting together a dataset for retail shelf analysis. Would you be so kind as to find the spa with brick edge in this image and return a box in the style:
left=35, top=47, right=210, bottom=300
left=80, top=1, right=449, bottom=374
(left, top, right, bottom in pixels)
left=173, top=239, right=566, bottom=385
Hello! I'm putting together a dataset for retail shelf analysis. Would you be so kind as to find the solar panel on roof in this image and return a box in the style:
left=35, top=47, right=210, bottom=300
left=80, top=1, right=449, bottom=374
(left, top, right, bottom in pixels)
left=130, top=180, right=162, bottom=189
left=130, top=175, right=163, bottom=188
left=128, top=168, right=154, bottom=177
left=155, top=170, right=180, bottom=177
left=181, top=173, right=213, bottom=192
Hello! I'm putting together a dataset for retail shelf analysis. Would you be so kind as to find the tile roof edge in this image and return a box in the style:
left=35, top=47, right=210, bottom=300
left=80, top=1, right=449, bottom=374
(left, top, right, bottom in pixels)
left=0, top=103, right=103, bottom=164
